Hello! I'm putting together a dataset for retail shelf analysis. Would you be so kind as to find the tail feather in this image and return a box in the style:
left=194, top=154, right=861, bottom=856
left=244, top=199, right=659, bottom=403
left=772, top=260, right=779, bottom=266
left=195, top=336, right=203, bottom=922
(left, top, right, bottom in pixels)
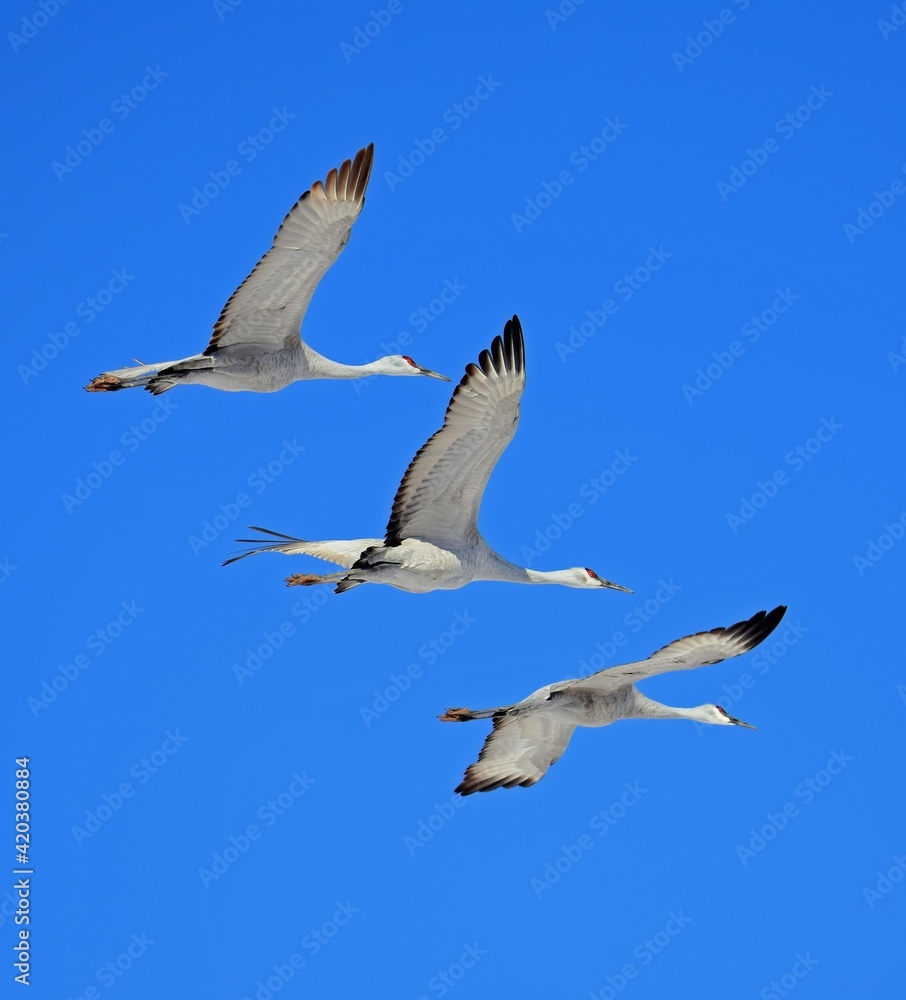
left=223, top=528, right=381, bottom=569
left=85, top=353, right=213, bottom=393
left=245, top=526, right=304, bottom=541
left=147, top=355, right=216, bottom=394
left=224, top=527, right=309, bottom=566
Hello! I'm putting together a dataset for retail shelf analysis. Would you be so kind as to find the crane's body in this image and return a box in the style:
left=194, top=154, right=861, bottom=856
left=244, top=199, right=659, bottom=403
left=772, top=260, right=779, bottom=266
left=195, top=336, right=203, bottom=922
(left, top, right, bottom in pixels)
left=275, top=537, right=618, bottom=594
left=441, top=606, right=787, bottom=794
left=85, top=145, right=448, bottom=395
left=226, top=317, right=631, bottom=597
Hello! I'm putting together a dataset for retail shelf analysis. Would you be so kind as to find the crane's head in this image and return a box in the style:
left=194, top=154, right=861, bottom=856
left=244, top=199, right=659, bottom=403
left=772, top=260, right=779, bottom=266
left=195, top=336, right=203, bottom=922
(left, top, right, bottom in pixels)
left=700, top=704, right=757, bottom=729
left=573, top=567, right=633, bottom=592
left=379, top=355, right=451, bottom=380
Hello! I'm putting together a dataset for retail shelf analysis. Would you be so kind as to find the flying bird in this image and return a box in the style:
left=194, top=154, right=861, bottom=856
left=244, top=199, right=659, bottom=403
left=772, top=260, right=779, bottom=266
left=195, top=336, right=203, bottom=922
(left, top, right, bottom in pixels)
left=226, top=315, right=631, bottom=595
left=85, top=144, right=448, bottom=394
left=440, top=605, right=787, bottom=794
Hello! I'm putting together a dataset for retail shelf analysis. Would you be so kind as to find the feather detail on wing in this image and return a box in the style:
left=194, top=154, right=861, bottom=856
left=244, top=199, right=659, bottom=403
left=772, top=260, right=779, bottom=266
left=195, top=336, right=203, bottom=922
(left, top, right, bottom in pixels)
left=455, top=713, right=576, bottom=795
left=384, top=316, right=526, bottom=549
left=559, top=606, right=787, bottom=695
left=204, top=144, right=373, bottom=356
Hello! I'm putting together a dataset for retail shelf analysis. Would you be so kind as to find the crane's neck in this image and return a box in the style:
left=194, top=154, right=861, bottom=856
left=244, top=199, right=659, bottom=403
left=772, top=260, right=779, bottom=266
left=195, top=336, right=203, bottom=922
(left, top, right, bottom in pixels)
left=479, top=551, right=578, bottom=586
left=302, top=345, right=397, bottom=380
left=630, top=693, right=713, bottom=723
left=523, top=567, right=580, bottom=585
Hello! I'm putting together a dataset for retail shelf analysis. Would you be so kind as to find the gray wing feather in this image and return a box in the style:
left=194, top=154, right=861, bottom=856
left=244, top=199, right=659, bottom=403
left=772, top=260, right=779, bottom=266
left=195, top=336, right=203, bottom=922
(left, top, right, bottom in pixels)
left=559, top=606, right=787, bottom=694
left=455, top=712, right=576, bottom=794
left=205, top=144, right=373, bottom=356
left=385, top=316, right=525, bottom=549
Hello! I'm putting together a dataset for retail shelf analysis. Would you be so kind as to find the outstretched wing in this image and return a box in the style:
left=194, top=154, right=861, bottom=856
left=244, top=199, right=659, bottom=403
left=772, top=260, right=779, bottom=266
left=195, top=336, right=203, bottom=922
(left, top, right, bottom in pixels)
left=455, top=714, right=576, bottom=795
left=385, top=316, right=525, bottom=549
left=559, top=606, right=787, bottom=695
left=204, top=144, right=373, bottom=356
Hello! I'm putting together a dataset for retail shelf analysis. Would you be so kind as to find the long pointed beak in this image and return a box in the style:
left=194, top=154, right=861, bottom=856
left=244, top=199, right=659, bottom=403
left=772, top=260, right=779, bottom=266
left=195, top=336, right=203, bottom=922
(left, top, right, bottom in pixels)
left=418, top=366, right=451, bottom=381
left=601, top=579, right=633, bottom=594
left=730, top=716, right=757, bottom=730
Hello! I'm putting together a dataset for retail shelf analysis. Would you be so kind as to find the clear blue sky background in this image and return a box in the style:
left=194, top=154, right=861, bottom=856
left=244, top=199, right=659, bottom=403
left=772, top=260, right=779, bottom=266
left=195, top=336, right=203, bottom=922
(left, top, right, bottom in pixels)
left=3, top=1, right=905, bottom=997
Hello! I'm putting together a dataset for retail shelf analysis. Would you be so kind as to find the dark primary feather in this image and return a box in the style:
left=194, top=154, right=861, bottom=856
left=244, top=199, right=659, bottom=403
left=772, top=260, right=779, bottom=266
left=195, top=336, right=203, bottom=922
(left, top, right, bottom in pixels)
left=384, top=316, right=526, bottom=547
left=647, top=605, right=787, bottom=664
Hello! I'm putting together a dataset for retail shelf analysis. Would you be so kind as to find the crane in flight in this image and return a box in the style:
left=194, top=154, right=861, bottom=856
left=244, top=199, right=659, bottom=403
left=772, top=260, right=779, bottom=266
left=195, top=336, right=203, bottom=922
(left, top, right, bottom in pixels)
left=226, top=316, right=631, bottom=595
left=440, top=605, right=787, bottom=794
left=85, top=145, right=448, bottom=395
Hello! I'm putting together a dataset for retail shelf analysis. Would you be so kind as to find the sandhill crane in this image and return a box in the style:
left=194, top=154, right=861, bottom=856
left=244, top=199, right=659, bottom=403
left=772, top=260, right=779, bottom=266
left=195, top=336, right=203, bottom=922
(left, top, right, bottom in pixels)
left=225, top=315, right=631, bottom=595
left=84, top=145, right=448, bottom=395
left=440, top=606, right=787, bottom=794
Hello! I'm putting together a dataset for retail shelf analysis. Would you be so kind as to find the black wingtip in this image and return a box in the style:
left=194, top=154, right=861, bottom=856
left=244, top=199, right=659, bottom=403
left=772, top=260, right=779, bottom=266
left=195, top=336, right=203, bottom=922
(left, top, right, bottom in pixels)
left=504, top=314, right=522, bottom=339
left=352, top=143, right=375, bottom=201
left=479, top=315, right=525, bottom=379
left=734, top=605, right=787, bottom=650
left=503, top=314, right=525, bottom=373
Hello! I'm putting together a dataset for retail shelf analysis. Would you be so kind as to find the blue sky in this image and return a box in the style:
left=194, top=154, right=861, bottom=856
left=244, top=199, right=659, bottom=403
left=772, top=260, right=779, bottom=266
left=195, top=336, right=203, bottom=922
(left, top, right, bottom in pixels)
left=3, top=1, right=905, bottom=996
